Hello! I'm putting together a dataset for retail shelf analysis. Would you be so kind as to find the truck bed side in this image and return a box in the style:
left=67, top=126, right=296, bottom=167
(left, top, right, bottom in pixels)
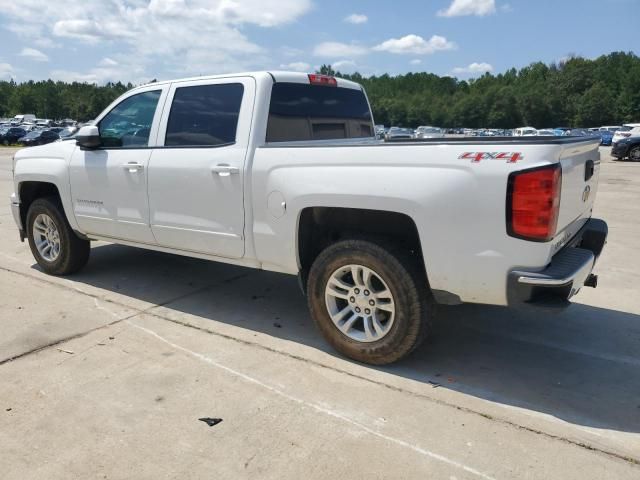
left=250, top=137, right=601, bottom=306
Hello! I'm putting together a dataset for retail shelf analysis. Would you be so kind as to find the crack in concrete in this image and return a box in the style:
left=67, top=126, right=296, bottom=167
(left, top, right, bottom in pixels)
left=0, top=264, right=638, bottom=467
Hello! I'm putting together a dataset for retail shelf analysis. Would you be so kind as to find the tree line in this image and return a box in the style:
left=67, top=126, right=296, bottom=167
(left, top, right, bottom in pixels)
left=0, top=80, right=132, bottom=122
left=325, top=51, right=639, bottom=128
left=1, top=51, right=638, bottom=128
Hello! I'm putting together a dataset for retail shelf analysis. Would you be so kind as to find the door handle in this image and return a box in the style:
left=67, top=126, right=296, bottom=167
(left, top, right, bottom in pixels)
left=123, top=162, right=144, bottom=173
left=211, top=164, right=239, bottom=177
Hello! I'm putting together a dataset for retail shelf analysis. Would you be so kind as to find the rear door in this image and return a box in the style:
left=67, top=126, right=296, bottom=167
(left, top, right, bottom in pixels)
left=147, top=77, right=254, bottom=258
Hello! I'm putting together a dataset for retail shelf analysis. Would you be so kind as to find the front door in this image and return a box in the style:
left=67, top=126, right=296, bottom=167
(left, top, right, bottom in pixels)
left=69, top=88, right=165, bottom=244
left=148, top=77, right=254, bottom=258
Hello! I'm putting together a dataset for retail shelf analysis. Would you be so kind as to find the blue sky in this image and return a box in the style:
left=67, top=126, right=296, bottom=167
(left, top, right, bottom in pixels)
left=0, top=0, right=638, bottom=84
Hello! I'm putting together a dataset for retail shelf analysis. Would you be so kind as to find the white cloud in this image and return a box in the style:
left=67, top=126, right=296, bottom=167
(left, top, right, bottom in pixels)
left=279, top=61, right=311, bottom=72
left=99, top=57, right=119, bottom=67
left=19, top=47, right=49, bottom=62
left=281, top=46, right=304, bottom=58
left=452, top=62, right=494, bottom=75
left=331, top=60, right=357, bottom=73
left=50, top=57, right=148, bottom=84
left=314, top=42, right=369, bottom=57
left=438, top=0, right=496, bottom=17
left=344, top=13, right=368, bottom=24
left=373, top=34, right=456, bottom=55
left=410, top=59, right=422, bottom=65
left=1, top=0, right=313, bottom=82
left=0, top=63, right=14, bottom=80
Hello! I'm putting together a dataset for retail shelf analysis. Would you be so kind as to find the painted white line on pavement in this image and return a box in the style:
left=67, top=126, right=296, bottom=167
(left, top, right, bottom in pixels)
left=128, top=320, right=498, bottom=480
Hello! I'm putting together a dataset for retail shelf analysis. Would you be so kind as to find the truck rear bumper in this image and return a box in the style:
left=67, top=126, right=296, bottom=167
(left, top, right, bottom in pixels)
left=507, top=218, right=608, bottom=309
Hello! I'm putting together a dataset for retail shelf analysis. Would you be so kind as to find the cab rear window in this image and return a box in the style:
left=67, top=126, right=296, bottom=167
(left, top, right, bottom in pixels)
left=266, top=82, right=374, bottom=142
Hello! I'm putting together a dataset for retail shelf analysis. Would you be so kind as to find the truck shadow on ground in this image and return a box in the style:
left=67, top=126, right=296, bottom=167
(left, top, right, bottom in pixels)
left=52, top=243, right=640, bottom=435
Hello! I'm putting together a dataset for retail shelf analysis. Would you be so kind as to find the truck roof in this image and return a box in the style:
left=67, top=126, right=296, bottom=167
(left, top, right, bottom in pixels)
left=133, top=71, right=363, bottom=91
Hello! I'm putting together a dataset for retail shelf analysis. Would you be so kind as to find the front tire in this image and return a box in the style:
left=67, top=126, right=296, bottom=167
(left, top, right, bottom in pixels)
left=26, top=197, right=90, bottom=275
left=629, top=146, right=640, bottom=162
left=307, top=239, right=433, bottom=365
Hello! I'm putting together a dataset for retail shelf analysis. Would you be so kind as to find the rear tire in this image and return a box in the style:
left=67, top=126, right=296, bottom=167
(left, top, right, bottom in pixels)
left=26, top=197, right=90, bottom=275
left=307, top=239, right=433, bottom=365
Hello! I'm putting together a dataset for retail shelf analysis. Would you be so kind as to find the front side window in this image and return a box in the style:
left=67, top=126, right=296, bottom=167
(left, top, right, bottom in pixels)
left=98, top=90, right=161, bottom=148
left=165, top=83, right=244, bottom=147
left=266, top=82, right=374, bottom=142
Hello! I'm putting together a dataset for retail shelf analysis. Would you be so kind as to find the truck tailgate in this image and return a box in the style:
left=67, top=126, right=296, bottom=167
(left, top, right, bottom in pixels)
left=555, top=138, right=601, bottom=237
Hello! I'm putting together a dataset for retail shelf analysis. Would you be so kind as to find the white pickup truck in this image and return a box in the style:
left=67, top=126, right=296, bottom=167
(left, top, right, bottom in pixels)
left=10, top=71, right=608, bottom=364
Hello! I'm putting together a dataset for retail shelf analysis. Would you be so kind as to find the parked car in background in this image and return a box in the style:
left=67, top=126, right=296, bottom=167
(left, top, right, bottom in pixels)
left=13, top=114, right=36, bottom=124
left=599, top=130, right=614, bottom=145
left=568, top=128, right=592, bottom=137
left=612, top=123, right=640, bottom=144
left=374, top=124, right=386, bottom=138
left=414, top=126, right=444, bottom=139
left=17, top=129, right=60, bottom=147
left=385, top=127, right=414, bottom=140
left=553, top=127, right=571, bottom=136
left=1, top=127, right=27, bottom=145
left=611, top=134, right=640, bottom=161
left=59, top=127, right=78, bottom=138
left=600, top=125, right=622, bottom=133
left=514, top=127, right=537, bottom=136
left=537, top=129, right=555, bottom=136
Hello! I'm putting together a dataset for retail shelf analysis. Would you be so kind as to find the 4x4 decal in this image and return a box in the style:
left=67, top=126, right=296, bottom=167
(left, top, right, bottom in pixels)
left=459, top=152, right=523, bottom=163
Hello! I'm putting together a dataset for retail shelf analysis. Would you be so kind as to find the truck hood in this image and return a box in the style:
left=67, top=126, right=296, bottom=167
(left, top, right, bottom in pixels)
left=14, top=138, right=76, bottom=161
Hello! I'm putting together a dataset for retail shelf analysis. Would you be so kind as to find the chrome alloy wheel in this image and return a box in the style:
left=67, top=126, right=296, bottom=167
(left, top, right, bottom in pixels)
left=324, top=264, right=395, bottom=342
left=33, top=213, right=61, bottom=262
left=630, top=147, right=640, bottom=162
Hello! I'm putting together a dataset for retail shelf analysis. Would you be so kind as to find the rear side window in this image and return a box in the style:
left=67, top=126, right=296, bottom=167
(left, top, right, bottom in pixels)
left=266, top=82, right=374, bottom=142
left=165, top=83, right=244, bottom=147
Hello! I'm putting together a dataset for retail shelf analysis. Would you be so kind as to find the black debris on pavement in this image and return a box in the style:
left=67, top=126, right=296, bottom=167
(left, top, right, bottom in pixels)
left=199, top=417, right=223, bottom=427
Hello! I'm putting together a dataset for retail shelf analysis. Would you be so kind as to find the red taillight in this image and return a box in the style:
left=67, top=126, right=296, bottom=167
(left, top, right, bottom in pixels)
left=507, top=164, right=562, bottom=241
left=308, top=74, right=337, bottom=86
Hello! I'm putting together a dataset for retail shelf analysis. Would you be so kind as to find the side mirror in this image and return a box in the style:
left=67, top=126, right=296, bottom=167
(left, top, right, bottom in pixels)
left=76, top=125, right=101, bottom=149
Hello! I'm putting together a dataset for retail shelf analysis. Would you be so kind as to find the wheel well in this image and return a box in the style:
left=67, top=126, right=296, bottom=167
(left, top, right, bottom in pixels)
left=297, top=207, right=424, bottom=288
left=19, top=181, right=61, bottom=228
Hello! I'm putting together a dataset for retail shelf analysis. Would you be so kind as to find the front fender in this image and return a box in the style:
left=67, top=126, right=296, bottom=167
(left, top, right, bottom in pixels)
left=13, top=142, right=79, bottom=231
